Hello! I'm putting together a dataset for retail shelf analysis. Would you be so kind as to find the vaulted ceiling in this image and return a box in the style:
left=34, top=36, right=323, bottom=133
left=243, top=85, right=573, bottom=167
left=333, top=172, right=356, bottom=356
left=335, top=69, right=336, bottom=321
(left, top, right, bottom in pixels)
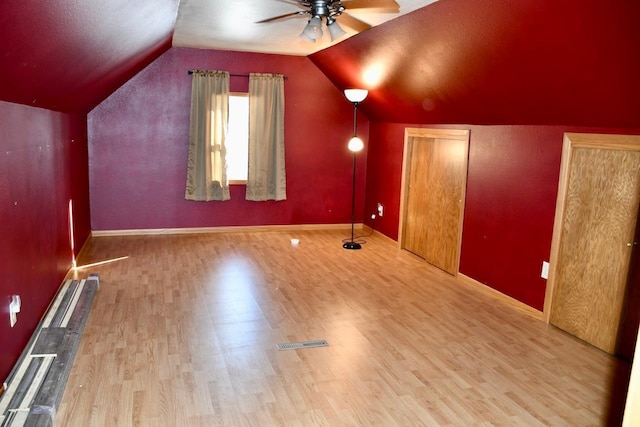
left=1, top=0, right=639, bottom=127
left=311, top=0, right=640, bottom=126
left=0, top=0, right=180, bottom=113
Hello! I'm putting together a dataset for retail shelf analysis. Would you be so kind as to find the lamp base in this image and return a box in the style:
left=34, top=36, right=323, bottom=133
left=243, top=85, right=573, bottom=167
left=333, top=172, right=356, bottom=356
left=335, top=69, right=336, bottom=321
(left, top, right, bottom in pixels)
left=342, top=241, right=362, bottom=250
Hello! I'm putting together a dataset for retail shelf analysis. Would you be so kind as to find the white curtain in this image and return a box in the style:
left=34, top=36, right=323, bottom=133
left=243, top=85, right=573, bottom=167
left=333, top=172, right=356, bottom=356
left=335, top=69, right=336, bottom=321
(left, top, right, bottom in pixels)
left=246, top=73, right=286, bottom=201
left=185, top=70, right=231, bottom=201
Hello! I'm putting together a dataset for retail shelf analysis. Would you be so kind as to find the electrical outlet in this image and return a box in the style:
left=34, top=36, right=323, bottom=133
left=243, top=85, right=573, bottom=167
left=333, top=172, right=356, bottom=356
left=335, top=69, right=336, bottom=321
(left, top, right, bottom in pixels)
left=377, top=203, right=384, bottom=217
left=9, top=295, right=21, bottom=327
left=541, top=261, right=549, bottom=279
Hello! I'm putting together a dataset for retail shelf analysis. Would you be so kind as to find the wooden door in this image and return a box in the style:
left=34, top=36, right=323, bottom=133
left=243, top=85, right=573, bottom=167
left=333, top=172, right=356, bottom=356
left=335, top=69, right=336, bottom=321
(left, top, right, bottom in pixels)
left=399, top=129, right=469, bottom=275
left=546, top=133, right=640, bottom=355
left=616, top=205, right=640, bottom=361
left=403, top=138, right=430, bottom=258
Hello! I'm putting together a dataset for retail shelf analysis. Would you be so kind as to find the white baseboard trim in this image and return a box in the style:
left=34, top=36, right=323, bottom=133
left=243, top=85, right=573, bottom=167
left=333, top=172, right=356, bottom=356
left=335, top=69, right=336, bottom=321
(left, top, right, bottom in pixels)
left=364, top=227, right=397, bottom=244
left=91, top=223, right=362, bottom=237
left=457, top=273, right=544, bottom=321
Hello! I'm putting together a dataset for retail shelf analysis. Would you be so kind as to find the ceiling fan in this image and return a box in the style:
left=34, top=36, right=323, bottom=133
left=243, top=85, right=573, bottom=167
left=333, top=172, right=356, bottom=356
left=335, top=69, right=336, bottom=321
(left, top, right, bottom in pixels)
left=256, top=0, right=400, bottom=43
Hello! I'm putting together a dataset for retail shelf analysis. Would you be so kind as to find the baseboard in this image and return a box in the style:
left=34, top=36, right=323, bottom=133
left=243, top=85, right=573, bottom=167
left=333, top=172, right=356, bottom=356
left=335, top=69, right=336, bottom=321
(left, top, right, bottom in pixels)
left=457, top=273, right=544, bottom=321
left=73, top=231, right=94, bottom=265
left=362, top=226, right=397, bottom=244
left=362, top=230, right=542, bottom=321
left=91, top=223, right=362, bottom=237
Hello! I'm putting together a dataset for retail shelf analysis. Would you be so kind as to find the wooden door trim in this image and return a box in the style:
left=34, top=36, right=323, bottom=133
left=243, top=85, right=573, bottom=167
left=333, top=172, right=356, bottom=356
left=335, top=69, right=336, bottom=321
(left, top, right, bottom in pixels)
left=398, top=127, right=470, bottom=275
left=543, top=132, right=640, bottom=323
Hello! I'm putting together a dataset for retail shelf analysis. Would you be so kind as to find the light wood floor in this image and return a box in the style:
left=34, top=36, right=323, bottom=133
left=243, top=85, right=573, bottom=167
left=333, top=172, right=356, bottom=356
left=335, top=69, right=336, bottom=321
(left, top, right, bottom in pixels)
left=55, top=230, right=631, bottom=426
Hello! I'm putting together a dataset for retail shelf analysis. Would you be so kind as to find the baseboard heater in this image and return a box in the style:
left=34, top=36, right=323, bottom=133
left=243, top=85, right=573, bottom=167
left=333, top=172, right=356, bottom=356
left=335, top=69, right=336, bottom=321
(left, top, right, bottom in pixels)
left=0, top=274, right=99, bottom=427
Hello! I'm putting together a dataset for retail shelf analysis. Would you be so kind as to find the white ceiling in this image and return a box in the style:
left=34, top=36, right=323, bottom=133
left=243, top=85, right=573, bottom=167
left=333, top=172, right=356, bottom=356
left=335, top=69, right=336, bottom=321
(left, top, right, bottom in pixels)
left=172, top=0, right=438, bottom=56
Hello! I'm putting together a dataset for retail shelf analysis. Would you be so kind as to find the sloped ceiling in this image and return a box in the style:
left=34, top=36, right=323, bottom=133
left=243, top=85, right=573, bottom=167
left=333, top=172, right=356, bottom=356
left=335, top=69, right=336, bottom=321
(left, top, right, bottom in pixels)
left=0, top=0, right=639, bottom=128
left=0, top=0, right=179, bottom=113
left=311, top=0, right=640, bottom=126
left=0, top=0, right=428, bottom=114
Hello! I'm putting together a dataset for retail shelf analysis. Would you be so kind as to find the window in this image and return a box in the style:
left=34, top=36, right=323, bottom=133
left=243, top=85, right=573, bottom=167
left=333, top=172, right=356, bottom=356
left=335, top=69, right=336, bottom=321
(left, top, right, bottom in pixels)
left=226, top=93, right=249, bottom=183
left=187, top=72, right=285, bottom=201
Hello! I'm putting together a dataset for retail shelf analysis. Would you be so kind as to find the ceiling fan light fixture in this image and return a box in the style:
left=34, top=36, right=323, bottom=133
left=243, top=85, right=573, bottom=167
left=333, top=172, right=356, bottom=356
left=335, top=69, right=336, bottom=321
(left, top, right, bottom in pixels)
left=303, top=16, right=323, bottom=40
left=299, top=29, right=316, bottom=43
left=327, top=20, right=346, bottom=41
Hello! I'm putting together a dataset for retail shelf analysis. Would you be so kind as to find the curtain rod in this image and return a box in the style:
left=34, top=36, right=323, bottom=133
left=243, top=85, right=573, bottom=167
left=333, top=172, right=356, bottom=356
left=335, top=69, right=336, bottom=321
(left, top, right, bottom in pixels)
left=187, top=70, right=287, bottom=79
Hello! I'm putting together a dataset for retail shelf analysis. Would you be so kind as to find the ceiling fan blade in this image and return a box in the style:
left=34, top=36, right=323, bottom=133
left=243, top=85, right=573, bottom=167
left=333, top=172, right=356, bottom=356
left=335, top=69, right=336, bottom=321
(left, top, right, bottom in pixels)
left=337, top=12, right=372, bottom=33
left=276, top=0, right=311, bottom=7
left=255, top=11, right=307, bottom=24
left=342, top=0, right=400, bottom=13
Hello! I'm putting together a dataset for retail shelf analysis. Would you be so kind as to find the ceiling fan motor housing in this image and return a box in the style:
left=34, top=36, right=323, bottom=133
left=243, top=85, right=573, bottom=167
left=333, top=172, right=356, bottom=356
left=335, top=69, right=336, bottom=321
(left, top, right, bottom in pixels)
left=257, top=0, right=382, bottom=43
left=309, top=1, right=344, bottom=19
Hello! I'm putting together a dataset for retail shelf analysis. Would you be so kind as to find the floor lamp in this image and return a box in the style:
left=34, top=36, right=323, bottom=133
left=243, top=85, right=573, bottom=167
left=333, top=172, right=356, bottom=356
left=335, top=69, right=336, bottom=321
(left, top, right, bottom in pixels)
left=343, top=89, right=368, bottom=250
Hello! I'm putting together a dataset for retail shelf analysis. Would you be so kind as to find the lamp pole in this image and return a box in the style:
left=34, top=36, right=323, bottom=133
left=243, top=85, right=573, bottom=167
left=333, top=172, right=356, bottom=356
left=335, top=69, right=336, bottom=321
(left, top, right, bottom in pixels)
left=342, top=89, right=367, bottom=250
left=343, top=144, right=360, bottom=249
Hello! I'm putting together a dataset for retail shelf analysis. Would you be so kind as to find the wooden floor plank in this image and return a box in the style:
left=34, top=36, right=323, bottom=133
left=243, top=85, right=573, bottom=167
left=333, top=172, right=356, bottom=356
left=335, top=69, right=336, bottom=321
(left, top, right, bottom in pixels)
left=55, top=230, right=631, bottom=426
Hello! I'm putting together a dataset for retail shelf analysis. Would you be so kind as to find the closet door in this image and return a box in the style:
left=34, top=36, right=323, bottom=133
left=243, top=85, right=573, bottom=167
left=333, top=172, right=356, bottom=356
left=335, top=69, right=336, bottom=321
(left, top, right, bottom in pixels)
left=400, top=129, right=469, bottom=275
left=403, top=138, right=430, bottom=259
left=546, top=133, right=640, bottom=355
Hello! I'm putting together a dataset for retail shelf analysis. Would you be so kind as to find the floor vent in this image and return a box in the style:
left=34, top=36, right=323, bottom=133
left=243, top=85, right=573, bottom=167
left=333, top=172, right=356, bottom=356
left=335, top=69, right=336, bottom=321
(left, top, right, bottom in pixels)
left=276, top=340, right=329, bottom=351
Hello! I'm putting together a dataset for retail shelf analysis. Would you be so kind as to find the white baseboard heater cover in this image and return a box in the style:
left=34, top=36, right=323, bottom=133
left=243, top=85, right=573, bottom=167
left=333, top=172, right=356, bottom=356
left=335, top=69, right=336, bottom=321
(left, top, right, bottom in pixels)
left=0, top=274, right=99, bottom=427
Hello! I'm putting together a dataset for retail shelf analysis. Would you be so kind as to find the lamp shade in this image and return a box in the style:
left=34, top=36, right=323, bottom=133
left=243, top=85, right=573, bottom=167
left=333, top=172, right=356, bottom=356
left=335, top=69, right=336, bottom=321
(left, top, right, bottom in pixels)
left=344, top=89, right=368, bottom=103
left=303, top=16, right=323, bottom=40
left=327, top=21, right=347, bottom=41
left=299, top=30, right=316, bottom=43
left=348, top=136, right=364, bottom=152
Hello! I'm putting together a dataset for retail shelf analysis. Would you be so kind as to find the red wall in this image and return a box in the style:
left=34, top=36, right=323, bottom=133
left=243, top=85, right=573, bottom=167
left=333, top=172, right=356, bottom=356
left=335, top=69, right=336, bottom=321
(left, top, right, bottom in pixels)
left=311, top=0, right=640, bottom=128
left=89, top=47, right=369, bottom=230
left=0, top=0, right=176, bottom=113
left=0, top=101, right=91, bottom=382
left=364, top=123, right=640, bottom=310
